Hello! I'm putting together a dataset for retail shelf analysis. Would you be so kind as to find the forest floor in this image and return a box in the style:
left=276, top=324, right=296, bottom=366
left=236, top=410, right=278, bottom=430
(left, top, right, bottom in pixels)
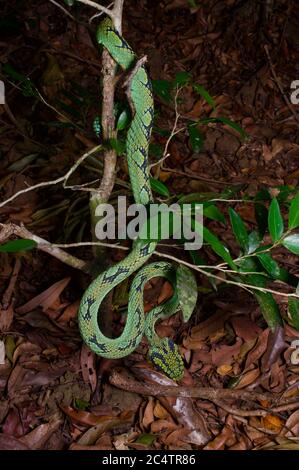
left=0, top=0, right=299, bottom=450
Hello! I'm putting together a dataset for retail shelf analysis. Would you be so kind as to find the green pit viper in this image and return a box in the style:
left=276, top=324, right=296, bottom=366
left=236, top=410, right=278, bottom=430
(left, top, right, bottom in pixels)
left=78, top=18, right=197, bottom=381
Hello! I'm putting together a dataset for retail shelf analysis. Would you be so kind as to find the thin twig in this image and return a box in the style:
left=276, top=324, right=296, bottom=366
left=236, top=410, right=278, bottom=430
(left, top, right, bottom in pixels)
left=75, top=0, right=113, bottom=18
left=0, top=223, right=89, bottom=273
left=49, top=0, right=76, bottom=20
left=154, top=250, right=299, bottom=299
left=0, top=145, right=102, bottom=209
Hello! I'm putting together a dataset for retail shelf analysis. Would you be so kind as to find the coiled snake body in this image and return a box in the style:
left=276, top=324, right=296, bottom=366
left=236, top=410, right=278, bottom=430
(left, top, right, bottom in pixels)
left=78, top=18, right=196, bottom=380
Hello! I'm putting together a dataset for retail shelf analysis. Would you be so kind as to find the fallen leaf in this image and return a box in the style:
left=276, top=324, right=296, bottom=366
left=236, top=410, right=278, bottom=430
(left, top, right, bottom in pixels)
left=16, top=277, right=71, bottom=314
left=80, top=344, right=97, bottom=393
left=262, top=414, right=284, bottom=433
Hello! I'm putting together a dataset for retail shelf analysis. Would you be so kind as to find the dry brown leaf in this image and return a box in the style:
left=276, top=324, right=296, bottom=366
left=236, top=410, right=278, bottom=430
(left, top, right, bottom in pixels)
left=80, top=344, right=97, bottom=393
left=283, top=409, right=299, bottom=437
left=16, top=277, right=71, bottom=314
left=19, top=414, right=62, bottom=449
left=262, top=414, right=284, bottom=434
left=142, top=398, right=155, bottom=429
left=58, top=300, right=80, bottom=323
left=234, top=368, right=260, bottom=389
left=0, top=304, right=14, bottom=332
left=153, top=401, right=170, bottom=420
left=211, top=337, right=243, bottom=366
left=217, top=364, right=233, bottom=376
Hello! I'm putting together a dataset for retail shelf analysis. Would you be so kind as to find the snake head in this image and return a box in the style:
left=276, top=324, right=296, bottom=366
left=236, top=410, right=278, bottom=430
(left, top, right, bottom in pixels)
left=148, top=338, right=184, bottom=381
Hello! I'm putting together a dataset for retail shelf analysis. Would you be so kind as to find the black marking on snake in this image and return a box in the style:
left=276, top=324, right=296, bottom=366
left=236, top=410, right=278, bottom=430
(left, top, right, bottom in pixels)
left=89, top=335, right=108, bottom=353
left=149, top=351, right=165, bottom=365
left=139, top=73, right=153, bottom=93
left=139, top=244, right=152, bottom=257
left=83, top=297, right=96, bottom=321
left=134, top=147, right=148, bottom=173
left=103, top=266, right=130, bottom=283
left=108, top=27, right=135, bottom=54
left=136, top=273, right=148, bottom=292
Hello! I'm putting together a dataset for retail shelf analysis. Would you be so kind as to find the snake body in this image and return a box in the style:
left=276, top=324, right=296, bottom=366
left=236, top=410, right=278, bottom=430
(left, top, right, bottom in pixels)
left=78, top=18, right=192, bottom=380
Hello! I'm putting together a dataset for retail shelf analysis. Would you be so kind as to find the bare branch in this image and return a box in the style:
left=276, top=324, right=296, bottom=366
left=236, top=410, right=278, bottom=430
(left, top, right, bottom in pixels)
left=75, top=0, right=114, bottom=18
left=0, top=223, right=89, bottom=273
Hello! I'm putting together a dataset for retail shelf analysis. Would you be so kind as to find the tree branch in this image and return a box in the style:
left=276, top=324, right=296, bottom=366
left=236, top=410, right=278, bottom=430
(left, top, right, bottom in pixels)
left=75, top=0, right=114, bottom=18
left=0, top=223, right=89, bottom=273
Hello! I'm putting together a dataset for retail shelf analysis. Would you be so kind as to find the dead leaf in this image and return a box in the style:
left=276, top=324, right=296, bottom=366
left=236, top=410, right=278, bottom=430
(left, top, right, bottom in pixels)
left=211, top=337, right=243, bottom=366
left=80, top=344, right=97, bottom=393
left=0, top=434, right=31, bottom=450
left=262, top=414, right=284, bottom=433
left=19, top=414, right=62, bottom=449
left=16, top=277, right=71, bottom=314
left=142, top=398, right=155, bottom=429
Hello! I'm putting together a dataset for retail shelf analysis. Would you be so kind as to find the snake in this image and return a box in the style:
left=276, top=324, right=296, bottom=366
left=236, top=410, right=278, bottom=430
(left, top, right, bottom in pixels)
left=78, top=18, right=197, bottom=381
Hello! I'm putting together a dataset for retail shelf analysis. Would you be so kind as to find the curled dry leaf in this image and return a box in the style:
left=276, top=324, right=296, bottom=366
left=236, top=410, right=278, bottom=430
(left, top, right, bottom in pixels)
left=142, top=398, right=155, bottom=429
left=283, top=409, right=299, bottom=437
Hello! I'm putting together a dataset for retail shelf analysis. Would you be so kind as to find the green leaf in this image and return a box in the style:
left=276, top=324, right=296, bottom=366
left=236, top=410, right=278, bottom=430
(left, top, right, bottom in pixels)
left=64, top=0, right=75, bottom=5
left=109, top=138, right=125, bottom=156
left=74, top=398, right=89, bottom=410
left=248, top=230, right=261, bottom=254
left=176, top=265, right=198, bottom=322
left=288, top=191, right=299, bottom=229
left=257, top=253, right=281, bottom=279
left=188, top=125, right=203, bottom=152
left=201, top=225, right=236, bottom=269
left=254, top=291, right=282, bottom=330
left=282, top=234, right=299, bottom=254
left=200, top=117, right=247, bottom=140
left=229, top=208, right=249, bottom=252
left=152, top=79, right=174, bottom=103
left=150, top=177, right=170, bottom=197
left=174, top=71, right=191, bottom=86
left=135, top=434, right=156, bottom=446
left=116, top=109, right=130, bottom=131
left=193, top=84, right=215, bottom=109
left=0, top=239, right=37, bottom=253
left=203, top=204, right=226, bottom=224
left=268, top=198, right=284, bottom=242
